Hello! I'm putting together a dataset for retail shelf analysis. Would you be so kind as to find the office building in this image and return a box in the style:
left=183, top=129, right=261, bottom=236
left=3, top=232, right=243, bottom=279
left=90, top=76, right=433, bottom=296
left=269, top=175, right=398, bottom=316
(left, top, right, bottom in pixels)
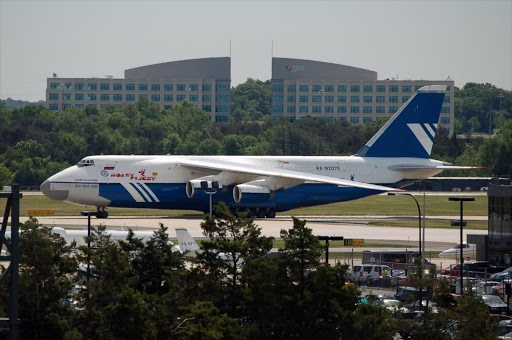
left=46, top=57, right=231, bottom=122
left=488, top=183, right=512, bottom=266
left=271, top=58, right=454, bottom=134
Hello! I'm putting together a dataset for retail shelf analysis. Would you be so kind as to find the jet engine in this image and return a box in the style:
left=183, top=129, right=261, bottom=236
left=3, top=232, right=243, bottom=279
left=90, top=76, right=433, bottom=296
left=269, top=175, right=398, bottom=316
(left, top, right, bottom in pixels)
left=233, top=184, right=271, bottom=203
left=186, top=180, right=222, bottom=198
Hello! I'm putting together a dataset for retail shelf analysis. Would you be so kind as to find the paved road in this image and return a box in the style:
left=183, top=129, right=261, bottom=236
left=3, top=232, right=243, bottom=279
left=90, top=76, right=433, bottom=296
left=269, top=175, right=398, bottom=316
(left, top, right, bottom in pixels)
left=22, top=215, right=487, bottom=245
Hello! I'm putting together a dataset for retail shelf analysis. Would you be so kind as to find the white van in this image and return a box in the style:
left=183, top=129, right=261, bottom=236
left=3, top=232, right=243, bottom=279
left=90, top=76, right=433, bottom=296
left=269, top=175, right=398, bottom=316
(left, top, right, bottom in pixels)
left=348, top=264, right=392, bottom=282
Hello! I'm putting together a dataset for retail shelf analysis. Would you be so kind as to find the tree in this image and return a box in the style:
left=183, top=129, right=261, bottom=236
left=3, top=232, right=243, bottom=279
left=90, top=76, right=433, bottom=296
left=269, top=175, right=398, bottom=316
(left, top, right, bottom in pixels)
left=230, top=79, right=271, bottom=121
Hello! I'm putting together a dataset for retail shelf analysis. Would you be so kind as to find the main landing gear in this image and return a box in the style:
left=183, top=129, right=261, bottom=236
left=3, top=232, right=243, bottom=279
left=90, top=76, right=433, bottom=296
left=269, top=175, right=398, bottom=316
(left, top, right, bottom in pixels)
left=232, top=208, right=276, bottom=219
left=96, top=207, right=109, bottom=219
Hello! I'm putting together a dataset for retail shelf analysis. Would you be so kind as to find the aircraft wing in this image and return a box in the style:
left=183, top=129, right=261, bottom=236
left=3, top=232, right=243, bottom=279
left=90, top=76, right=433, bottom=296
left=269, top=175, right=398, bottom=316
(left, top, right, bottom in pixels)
left=389, top=165, right=487, bottom=171
left=177, top=158, right=402, bottom=192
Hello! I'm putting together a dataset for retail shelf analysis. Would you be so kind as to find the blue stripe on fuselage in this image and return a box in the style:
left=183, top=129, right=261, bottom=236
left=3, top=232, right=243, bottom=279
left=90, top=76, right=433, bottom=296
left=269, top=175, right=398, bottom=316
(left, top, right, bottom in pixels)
left=99, top=183, right=383, bottom=212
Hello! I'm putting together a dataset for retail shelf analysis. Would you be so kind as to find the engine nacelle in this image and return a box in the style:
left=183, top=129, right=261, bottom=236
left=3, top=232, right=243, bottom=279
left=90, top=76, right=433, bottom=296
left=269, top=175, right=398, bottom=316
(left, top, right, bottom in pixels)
left=186, top=180, right=222, bottom=198
left=233, top=184, right=271, bottom=203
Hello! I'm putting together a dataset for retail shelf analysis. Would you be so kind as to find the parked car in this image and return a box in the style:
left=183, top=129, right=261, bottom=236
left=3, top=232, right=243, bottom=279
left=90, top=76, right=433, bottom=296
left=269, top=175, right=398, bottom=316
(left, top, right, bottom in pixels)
left=482, top=295, right=508, bottom=314
left=442, top=262, right=503, bottom=278
left=373, top=299, right=406, bottom=312
left=395, top=287, right=431, bottom=302
left=472, top=281, right=502, bottom=295
left=491, top=267, right=512, bottom=281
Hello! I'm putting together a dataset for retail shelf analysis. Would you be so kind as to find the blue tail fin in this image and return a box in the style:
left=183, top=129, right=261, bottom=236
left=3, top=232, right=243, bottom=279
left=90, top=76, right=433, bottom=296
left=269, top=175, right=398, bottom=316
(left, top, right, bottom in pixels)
left=356, top=85, right=446, bottom=158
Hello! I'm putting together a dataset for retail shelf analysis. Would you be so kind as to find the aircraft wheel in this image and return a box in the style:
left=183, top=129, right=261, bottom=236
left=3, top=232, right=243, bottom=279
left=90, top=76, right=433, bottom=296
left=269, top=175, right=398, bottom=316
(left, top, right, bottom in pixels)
left=257, top=209, right=266, bottom=219
left=97, top=210, right=108, bottom=219
left=266, top=208, right=276, bottom=218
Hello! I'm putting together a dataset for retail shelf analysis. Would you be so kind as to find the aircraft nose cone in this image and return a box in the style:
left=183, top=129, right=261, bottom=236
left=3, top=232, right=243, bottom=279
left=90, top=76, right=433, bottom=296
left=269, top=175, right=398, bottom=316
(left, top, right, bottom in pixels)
left=40, top=180, right=69, bottom=201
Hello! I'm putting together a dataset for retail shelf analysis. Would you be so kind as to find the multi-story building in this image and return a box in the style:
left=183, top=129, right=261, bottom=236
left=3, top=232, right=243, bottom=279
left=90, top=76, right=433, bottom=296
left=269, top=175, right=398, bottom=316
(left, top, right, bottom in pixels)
left=271, top=58, right=454, bottom=134
left=46, top=57, right=231, bottom=122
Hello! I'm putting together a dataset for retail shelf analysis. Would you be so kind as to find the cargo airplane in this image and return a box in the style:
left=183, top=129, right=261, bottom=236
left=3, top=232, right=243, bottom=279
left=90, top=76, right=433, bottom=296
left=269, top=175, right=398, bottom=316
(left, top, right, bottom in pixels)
left=41, top=85, right=476, bottom=218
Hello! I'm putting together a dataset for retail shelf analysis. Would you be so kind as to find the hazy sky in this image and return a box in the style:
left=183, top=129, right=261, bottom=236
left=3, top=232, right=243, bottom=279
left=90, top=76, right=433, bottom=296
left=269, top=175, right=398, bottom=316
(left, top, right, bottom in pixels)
left=1, top=0, right=511, bottom=101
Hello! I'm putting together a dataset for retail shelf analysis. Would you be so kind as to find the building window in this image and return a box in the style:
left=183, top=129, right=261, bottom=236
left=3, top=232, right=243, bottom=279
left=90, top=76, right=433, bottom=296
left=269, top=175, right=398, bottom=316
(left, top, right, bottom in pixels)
left=287, top=96, right=296, bottom=103
left=447, top=86, right=451, bottom=91
left=215, top=116, right=229, bottom=122
left=100, top=83, right=109, bottom=91
left=272, top=106, right=283, bottom=114
left=87, top=104, right=97, bottom=108
left=389, top=85, right=398, bottom=92
left=87, top=83, right=97, bottom=91
left=338, top=95, right=347, bottom=103
left=338, top=85, right=347, bottom=92
left=272, top=84, right=284, bottom=92
left=164, top=84, right=173, bottom=91
left=126, top=94, right=135, bottom=101
left=75, top=93, right=84, bottom=101
left=62, top=93, right=71, bottom=101
left=164, top=94, right=173, bottom=102
left=402, top=85, right=411, bottom=92
left=389, top=106, right=398, bottom=113
left=350, top=116, right=360, bottom=124
left=215, top=105, right=229, bottom=113
left=325, top=95, right=334, bottom=103
left=289, top=116, right=296, bottom=123
left=202, top=94, right=211, bottom=102
left=101, top=94, right=110, bottom=101
left=363, top=96, right=372, bottom=103
left=63, top=83, right=72, bottom=90
left=151, top=94, right=160, bottom=101
left=299, top=95, right=309, bottom=103
left=202, top=105, right=212, bottom=112
left=189, top=84, right=198, bottom=92
left=49, top=93, right=58, bottom=100
left=49, top=103, right=59, bottom=110
left=376, top=106, right=385, bottom=113
left=177, top=84, right=186, bottom=91
left=126, top=84, right=135, bottom=91
left=164, top=105, right=172, bottom=109
left=442, top=107, right=450, bottom=113
left=389, top=96, right=398, bottom=103
left=325, top=85, right=334, bottom=92
left=312, top=85, right=322, bottom=92
left=287, top=85, right=296, bottom=92
left=75, top=83, right=84, bottom=90
left=113, top=94, right=122, bottom=101
left=441, top=117, right=450, bottom=124
left=50, top=83, right=60, bottom=89
left=350, top=85, right=360, bottom=92
left=189, top=94, right=198, bottom=102
left=376, top=95, right=385, bottom=103
left=299, top=106, right=308, bottom=113
left=75, top=104, right=84, bottom=108
left=324, top=116, right=334, bottom=123
left=177, top=94, right=186, bottom=102
left=287, top=106, right=296, bottom=113
left=350, top=106, right=359, bottom=113
left=139, top=84, right=148, bottom=91
left=299, top=85, right=309, bottom=92
left=113, top=83, right=122, bottom=91
left=444, top=96, right=450, bottom=103
left=376, top=85, right=385, bottom=92
left=215, top=84, right=229, bottom=92
left=202, top=84, right=211, bottom=92
left=363, top=116, right=373, bottom=123
left=363, top=106, right=372, bottom=113
left=87, top=94, right=97, bottom=101
left=312, top=95, right=321, bottom=103
left=271, top=95, right=283, bottom=104
left=312, top=106, right=321, bottom=113
left=337, top=106, right=347, bottom=113
left=216, top=94, right=229, bottom=103
left=325, top=106, right=334, bottom=113
left=139, top=94, right=148, bottom=99
left=415, top=85, right=423, bottom=92
left=151, top=84, right=161, bottom=91
left=402, top=96, right=410, bottom=103
left=363, top=85, right=373, bottom=92
left=350, top=96, right=360, bottom=103
left=338, top=117, right=347, bottom=122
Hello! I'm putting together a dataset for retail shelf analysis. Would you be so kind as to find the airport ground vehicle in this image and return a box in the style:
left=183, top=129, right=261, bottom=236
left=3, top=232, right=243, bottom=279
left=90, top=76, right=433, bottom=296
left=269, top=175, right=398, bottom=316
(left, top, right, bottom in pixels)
left=362, top=250, right=419, bottom=271
left=347, top=264, right=393, bottom=282
left=41, top=86, right=479, bottom=217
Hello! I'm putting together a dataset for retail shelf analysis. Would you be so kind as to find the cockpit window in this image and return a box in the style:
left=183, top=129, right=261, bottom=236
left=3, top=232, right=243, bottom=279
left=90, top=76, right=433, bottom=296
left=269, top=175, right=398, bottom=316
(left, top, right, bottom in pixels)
left=77, top=159, right=95, bottom=167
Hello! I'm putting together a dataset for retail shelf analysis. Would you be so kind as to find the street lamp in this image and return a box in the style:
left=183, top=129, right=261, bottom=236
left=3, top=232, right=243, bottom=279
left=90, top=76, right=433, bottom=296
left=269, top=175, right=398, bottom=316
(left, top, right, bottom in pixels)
left=497, top=94, right=504, bottom=111
left=205, top=190, right=217, bottom=217
left=81, top=211, right=100, bottom=282
left=388, top=193, right=422, bottom=259
left=448, top=197, right=475, bottom=295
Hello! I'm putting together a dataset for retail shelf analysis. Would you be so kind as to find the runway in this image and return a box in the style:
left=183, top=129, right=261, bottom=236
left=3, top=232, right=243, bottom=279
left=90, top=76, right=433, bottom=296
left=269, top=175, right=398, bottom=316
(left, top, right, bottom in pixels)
left=22, top=215, right=487, bottom=246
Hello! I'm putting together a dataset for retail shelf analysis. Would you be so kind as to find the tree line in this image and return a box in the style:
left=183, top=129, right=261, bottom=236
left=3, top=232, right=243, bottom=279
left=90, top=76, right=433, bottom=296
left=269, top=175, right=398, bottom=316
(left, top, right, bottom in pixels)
left=0, top=80, right=511, bottom=188
left=0, top=206, right=500, bottom=339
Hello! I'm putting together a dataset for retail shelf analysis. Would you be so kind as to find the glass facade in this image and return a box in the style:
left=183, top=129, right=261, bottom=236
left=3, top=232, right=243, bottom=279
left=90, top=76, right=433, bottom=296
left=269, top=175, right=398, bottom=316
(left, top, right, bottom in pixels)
left=488, top=187, right=512, bottom=266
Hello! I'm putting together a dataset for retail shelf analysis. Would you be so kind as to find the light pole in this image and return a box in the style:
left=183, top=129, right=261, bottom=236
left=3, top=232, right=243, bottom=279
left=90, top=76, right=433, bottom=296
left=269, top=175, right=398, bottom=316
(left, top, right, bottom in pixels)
left=81, top=211, right=100, bottom=282
left=488, top=88, right=493, bottom=136
left=388, top=193, right=422, bottom=259
left=448, top=197, right=475, bottom=295
left=497, top=94, right=504, bottom=111
left=205, top=190, right=217, bottom=217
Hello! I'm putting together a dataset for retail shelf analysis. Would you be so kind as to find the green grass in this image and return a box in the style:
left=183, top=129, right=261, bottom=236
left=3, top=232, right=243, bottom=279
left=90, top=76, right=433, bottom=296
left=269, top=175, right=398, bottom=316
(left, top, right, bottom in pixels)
left=2, top=192, right=487, bottom=218
left=369, top=219, right=488, bottom=230
left=283, top=194, right=487, bottom=216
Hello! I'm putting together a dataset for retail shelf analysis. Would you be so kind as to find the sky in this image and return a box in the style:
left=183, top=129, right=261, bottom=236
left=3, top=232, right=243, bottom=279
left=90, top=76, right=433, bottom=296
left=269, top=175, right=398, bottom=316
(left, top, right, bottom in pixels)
left=0, top=0, right=511, bottom=102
